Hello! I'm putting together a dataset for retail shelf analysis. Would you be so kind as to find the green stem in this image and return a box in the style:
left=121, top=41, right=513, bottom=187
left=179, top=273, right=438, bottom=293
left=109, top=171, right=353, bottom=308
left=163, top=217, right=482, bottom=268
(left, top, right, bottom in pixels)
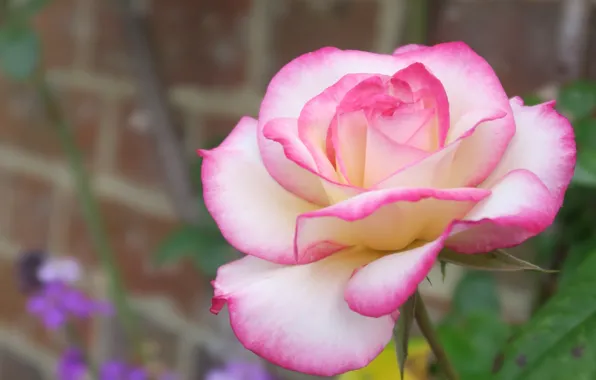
left=35, top=75, right=141, bottom=360
left=406, top=0, right=429, bottom=44
left=414, top=291, right=459, bottom=380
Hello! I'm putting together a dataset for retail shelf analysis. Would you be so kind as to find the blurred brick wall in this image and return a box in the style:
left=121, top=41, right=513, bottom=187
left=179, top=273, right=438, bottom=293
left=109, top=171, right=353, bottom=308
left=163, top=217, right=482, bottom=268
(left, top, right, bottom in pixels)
left=0, top=0, right=594, bottom=379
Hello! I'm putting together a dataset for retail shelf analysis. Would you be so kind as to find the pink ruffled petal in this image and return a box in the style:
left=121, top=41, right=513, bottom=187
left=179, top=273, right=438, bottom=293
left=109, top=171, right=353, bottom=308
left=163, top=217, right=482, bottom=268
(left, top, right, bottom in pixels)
left=345, top=231, right=450, bottom=318
left=330, top=110, right=368, bottom=186
left=299, top=73, right=375, bottom=178
left=372, top=105, right=434, bottom=146
left=392, top=63, right=450, bottom=149
left=294, top=187, right=490, bottom=263
left=211, top=252, right=395, bottom=376
left=201, top=117, right=316, bottom=264
left=258, top=120, right=331, bottom=206
left=364, top=126, right=430, bottom=187
left=375, top=109, right=509, bottom=189
left=446, top=169, right=557, bottom=253
left=481, top=98, right=576, bottom=208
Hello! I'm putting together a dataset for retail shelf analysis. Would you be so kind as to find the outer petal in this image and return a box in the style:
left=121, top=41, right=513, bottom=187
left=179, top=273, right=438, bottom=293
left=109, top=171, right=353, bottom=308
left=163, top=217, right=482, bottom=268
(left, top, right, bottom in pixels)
left=446, top=169, right=556, bottom=253
left=201, top=117, right=316, bottom=264
left=294, top=187, right=490, bottom=263
left=393, top=44, right=427, bottom=55
left=211, top=251, right=395, bottom=376
left=345, top=231, right=449, bottom=318
left=259, top=120, right=330, bottom=206
left=481, top=98, right=576, bottom=208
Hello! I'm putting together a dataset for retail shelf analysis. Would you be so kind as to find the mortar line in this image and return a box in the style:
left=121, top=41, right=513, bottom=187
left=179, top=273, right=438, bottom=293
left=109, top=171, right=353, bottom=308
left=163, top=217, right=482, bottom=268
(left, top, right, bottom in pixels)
left=0, top=145, right=175, bottom=219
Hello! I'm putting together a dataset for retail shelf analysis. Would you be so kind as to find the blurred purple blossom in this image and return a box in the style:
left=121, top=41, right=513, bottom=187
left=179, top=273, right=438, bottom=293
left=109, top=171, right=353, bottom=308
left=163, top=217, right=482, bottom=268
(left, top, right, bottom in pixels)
left=27, top=281, right=113, bottom=330
left=99, top=360, right=148, bottom=380
left=57, top=348, right=86, bottom=380
left=206, top=360, right=275, bottom=380
left=38, top=257, right=82, bottom=284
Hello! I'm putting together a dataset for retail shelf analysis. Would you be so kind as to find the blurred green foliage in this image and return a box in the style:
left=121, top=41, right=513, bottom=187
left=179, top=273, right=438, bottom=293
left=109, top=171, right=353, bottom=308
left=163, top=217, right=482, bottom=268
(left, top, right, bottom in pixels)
left=153, top=135, right=235, bottom=278
left=437, top=271, right=510, bottom=380
left=0, top=0, right=47, bottom=81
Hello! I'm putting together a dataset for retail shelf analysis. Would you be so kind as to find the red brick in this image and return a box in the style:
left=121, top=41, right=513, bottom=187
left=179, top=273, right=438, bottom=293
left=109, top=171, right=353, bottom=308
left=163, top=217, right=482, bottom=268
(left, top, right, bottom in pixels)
left=269, top=0, right=379, bottom=86
left=10, top=175, right=54, bottom=250
left=66, top=198, right=206, bottom=315
left=33, top=0, right=78, bottom=69
left=92, top=0, right=133, bottom=78
left=431, top=1, right=560, bottom=95
left=587, top=8, right=596, bottom=81
left=114, top=98, right=186, bottom=188
left=0, top=79, right=102, bottom=166
left=148, top=0, right=251, bottom=88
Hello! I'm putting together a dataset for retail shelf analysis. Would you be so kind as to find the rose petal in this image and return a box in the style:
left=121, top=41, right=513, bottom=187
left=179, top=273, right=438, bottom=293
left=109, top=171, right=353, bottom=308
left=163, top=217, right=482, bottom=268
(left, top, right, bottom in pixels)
left=393, top=44, right=427, bottom=55
left=211, top=251, right=395, bottom=376
left=446, top=169, right=556, bottom=253
left=345, top=232, right=449, bottom=317
left=392, top=63, right=450, bottom=149
left=330, top=110, right=368, bottom=186
left=259, top=119, right=331, bottom=206
left=375, top=109, right=509, bottom=189
left=294, top=187, right=490, bottom=263
left=299, top=73, right=375, bottom=179
left=481, top=98, right=576, bottom=207
left=364, top=126, right=430, bottom=187
left=201, top=117, right=316, bottom=264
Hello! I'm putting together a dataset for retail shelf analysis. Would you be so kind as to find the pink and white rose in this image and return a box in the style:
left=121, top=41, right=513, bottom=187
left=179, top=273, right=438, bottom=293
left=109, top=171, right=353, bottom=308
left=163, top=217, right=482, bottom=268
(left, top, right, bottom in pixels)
left=200, top=42, right=576, bottom=376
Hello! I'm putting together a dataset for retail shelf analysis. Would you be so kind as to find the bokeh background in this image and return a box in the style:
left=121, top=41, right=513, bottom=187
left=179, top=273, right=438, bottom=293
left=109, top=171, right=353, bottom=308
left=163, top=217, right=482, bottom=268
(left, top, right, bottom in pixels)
left=0, top=0, right=595, bottom=379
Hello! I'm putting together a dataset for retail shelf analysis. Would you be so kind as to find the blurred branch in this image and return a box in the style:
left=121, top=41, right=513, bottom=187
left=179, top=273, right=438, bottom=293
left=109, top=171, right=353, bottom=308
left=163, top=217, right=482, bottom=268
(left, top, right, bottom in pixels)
left=116, top=0, right=201, bottom=225
left=556, top=0, right=591, bottom=82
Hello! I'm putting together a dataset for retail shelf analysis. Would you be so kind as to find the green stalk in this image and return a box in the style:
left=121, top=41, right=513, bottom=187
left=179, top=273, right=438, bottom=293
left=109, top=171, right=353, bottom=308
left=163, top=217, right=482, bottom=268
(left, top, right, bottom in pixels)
left=406, top=0, right=429, bottom=44
left=35, top=75, right=141, bottom=360
left=414, top=291, right=459, bottom=380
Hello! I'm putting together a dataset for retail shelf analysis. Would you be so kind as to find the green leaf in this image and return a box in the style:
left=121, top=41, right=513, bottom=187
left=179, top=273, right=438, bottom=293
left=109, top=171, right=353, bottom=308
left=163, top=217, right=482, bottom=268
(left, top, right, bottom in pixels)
left=452, top=271, right=501, bottom=316
left=440, top=260, right=447, bottom=282
left=0, top=24, right=40, bottom=80
left=153, top=224, right=235, bottom=277
left=493, top=249, right=596, bottom=380
left=393, top=294, right=416, bottom=379
left=439, top=312, right=510, bottom=380
left=571, top=117, right=596, bottom=187
left=9, top=0, right=50, bottom=20
left=557, top=81, right=596, bottom=120
left=522, top=94, right=543, bottom=106
left=559, top=238, right=596, bottom=289
left=439, top=249, right=554, bottom=273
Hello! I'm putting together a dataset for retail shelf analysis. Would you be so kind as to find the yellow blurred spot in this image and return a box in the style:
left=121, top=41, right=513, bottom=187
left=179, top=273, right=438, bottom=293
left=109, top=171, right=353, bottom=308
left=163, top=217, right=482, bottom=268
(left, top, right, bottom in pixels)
left=338, top=338, right=431, bottom=380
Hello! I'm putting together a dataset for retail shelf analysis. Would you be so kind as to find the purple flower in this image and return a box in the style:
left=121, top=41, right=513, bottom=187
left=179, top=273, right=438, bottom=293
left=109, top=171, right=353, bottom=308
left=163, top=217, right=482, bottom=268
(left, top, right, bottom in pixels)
left=206, top=360, right=274, bottom=380
left=27, top=281, right=113, bottom=330
left=99, top=360, right=148, bottom=380
left=57, top=348, right=86, bottom=380
left=38, top=257, right=82, bottom=284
